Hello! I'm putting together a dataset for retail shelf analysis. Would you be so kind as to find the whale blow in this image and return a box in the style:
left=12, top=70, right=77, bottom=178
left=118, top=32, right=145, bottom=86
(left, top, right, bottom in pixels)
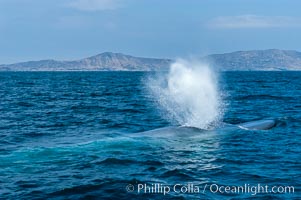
left=148, top=59, right=224, bottom=129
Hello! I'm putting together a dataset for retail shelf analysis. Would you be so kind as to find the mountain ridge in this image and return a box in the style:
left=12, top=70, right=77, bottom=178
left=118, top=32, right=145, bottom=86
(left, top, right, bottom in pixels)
left=207, top=49, right=301, bottom=71
left=1, top=49, right=301, bottom=71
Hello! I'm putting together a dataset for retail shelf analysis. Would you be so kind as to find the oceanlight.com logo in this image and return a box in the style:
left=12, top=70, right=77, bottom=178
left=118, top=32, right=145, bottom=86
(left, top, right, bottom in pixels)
left=125, top=183, right=295, bottom=196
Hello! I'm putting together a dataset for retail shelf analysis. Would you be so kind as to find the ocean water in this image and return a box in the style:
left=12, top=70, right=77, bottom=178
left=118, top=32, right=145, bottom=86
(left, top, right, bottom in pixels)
left=0, top=71, right=300, bottom=199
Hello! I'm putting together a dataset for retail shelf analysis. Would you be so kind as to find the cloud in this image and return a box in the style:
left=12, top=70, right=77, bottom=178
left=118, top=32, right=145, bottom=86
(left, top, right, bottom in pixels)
left=67, top=0, right=121, bottom=11
left=208, top=15, right=301, bottom=29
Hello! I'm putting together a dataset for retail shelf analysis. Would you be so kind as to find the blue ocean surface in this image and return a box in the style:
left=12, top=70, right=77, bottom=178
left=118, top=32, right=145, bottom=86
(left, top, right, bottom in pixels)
left=0, top=71, right=300, bottom=199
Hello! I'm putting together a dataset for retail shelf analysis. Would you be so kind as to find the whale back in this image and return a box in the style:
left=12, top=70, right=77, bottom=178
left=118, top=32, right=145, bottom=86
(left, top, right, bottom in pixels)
left=237, top=119, right=276, bottom=130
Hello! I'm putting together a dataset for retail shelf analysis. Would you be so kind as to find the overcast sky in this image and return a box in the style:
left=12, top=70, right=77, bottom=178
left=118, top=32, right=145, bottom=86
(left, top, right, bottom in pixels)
left=1, top=0, right=301, bottom=63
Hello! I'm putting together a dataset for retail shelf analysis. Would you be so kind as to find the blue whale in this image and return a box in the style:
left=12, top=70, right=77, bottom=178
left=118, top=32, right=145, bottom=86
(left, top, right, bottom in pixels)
left=236, top=119, right=276, bottom=130
left=136, top=119, right=276, bottom=137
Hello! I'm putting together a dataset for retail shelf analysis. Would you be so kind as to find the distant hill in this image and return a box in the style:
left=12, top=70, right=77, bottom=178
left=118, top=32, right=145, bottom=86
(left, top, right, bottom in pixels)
left=207, top=49, right=301, bottom=71
left=1, top=49, right=301, bottom=71
left=0, top=52, right=171, bottom=71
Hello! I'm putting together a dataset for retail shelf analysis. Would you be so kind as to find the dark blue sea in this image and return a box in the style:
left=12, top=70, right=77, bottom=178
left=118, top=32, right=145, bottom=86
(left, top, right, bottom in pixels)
left=0, top=71, right=300, bottom=199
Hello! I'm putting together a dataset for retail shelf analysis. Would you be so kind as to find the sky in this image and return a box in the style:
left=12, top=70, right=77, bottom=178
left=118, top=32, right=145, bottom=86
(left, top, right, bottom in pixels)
left=1, top=0, right=301, bottom=63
